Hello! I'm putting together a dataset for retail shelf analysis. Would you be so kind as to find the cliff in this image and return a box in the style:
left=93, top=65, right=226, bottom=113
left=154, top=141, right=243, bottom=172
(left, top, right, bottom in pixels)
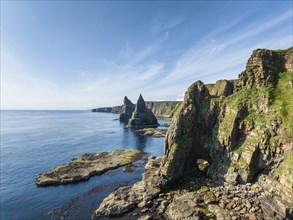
left=111, top=105, right=122, bottom=114
left=95, top=47, right=293, bottom=219
left=92, top=101, right=180, bottom=118
left=160, top=47, right=293, bottom=218
left=91, top=107, right=112, bottom=113
left=146, top=101, right=181, bottom=118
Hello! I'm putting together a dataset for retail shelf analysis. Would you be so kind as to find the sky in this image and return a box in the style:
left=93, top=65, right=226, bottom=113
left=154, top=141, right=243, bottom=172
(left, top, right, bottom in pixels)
left=1, top=1, right=292, bottom=110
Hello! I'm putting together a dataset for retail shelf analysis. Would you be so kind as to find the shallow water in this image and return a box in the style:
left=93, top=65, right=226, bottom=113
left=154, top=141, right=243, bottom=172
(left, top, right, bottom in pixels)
left=0, top=110, right=166, bottom=220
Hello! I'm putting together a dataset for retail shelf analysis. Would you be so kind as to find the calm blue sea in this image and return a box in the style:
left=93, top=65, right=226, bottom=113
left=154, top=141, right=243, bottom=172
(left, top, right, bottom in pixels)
left=0, top=110, right=166, bottom=220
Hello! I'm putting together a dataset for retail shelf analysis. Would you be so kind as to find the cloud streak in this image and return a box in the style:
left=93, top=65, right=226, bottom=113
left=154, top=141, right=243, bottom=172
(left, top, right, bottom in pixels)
left=1, top=6, right=292, bottom=109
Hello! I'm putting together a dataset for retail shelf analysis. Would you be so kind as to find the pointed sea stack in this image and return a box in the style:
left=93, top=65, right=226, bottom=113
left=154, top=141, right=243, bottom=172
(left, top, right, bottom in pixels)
left=126, top=94, right=159, bottom=128
left=119, top=96, right=135, bottom=122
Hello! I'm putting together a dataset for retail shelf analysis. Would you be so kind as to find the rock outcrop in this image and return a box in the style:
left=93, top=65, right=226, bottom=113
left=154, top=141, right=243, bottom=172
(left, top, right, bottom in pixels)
left=35, top=149, right=143, bottom=186
left=93, top=156, right=167, bottom=219
left=135, top=128, right=167, bottom=138
left=94, top=47, right=293, bottom=219
left=206, top=79, right=235, bottom=97
left=127, top=95, right=159, bottom=128
left=119, top=96, right=135, bottom=122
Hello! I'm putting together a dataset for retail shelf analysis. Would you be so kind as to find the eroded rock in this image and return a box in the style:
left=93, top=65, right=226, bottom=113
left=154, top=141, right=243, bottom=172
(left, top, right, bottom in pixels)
left=127, top=95, right=159, bottom=128
left=119, top=96, right=135, bottom=122
left=93, top=156, right=166, bottom=218
left=35, top=149, right=143, bottom=186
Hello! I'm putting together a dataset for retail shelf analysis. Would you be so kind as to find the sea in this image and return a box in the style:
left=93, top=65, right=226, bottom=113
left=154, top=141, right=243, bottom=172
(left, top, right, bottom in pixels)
left=0, top=110, right=167, bottom=220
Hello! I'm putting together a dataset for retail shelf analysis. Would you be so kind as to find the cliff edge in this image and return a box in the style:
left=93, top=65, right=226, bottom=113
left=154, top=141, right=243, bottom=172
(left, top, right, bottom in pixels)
left=94, top=47, right=293, bottom=219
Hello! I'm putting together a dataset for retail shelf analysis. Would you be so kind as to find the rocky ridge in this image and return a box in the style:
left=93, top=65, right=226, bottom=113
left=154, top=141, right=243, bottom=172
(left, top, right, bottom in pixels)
left=94, top=47, right=293, bottom=219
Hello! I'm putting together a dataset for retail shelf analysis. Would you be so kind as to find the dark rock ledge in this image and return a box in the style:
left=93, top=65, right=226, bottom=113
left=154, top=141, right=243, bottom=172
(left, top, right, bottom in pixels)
left=35, top=149, right=143, bottom=187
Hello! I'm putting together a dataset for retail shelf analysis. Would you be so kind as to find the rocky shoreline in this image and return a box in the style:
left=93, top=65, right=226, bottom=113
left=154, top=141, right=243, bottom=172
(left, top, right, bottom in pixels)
left=93, top=156, right=292, bottom=220
left=35, top=149, right=143, bottom=186
left=93, top=47, right=293, bottom=219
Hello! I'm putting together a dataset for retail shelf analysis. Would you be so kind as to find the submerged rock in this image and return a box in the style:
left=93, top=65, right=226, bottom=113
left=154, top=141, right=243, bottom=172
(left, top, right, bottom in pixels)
left=119, top=96, right=135, bottom=122
left=35, top=149, right=143, bottom=186
left=135, top=128, right=167, bottom=138
left=126, top=95, right=159, bottom=128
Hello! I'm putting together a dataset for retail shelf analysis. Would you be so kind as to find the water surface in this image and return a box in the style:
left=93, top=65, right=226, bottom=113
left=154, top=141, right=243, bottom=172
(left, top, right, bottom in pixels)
left=0, top=110, right=167, bottom=219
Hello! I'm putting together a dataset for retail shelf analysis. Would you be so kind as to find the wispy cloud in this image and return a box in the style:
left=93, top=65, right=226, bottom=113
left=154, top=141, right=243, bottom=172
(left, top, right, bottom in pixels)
left=1, top=6, right=291, bottom=109
left=143, top=11, right=292, bottom=100
left=119, top=37, right=133, bottom=59
left=151, top=13, right=185, bottom=35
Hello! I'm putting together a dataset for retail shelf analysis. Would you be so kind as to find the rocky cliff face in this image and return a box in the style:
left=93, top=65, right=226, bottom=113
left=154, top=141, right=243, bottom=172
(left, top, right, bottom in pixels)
left=206, top=79, right=236, bottom=97
left=127, top=95, right=159, bottom=128
left=95, top=47, right=293, bottom=219
left=146, top=101, right=181, bottom=118
left=160, top=47, right=293, bottom=218
left=119, top=96, right=135, bottom=122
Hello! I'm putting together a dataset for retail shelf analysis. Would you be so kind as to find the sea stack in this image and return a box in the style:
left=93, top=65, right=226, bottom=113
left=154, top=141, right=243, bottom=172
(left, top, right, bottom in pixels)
left=126, top=94, right=159, bottom=128
left=119, top=96, right=135, bottom=122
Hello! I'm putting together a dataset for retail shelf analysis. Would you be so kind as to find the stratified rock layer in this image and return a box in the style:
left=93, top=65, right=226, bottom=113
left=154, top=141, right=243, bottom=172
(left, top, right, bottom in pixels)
left=119, top=96, right=135, bottom=122
left=35, top=149, right=142, bottom=186
left=127, top=95, right=159, bottom=128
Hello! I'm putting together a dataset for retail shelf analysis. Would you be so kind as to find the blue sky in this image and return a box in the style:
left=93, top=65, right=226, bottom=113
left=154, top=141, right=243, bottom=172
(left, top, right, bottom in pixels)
left=1, top=1, right=292, bottom=110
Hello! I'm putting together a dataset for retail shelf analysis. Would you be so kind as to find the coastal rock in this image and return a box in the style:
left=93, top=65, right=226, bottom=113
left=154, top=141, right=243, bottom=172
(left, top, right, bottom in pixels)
left=146, top=101, right=181, bottom=118
left=126, top=95, right=159, bottom=128
left=35, top=149, right=143, bottom=186
left=93, top=156, right=166, bottom=218
left=159, top=80, right=213, bottom=179
left=112, top=105, right=123, bottom=114
left=237, top=47, right=293, bottom=88
left=94, top=47, right=293, bottom=220
left=135, top=128, right=167, bottom=138
left=119, top=96, right=135, bottom=122
left=206, top=79, right=234, bottom=97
